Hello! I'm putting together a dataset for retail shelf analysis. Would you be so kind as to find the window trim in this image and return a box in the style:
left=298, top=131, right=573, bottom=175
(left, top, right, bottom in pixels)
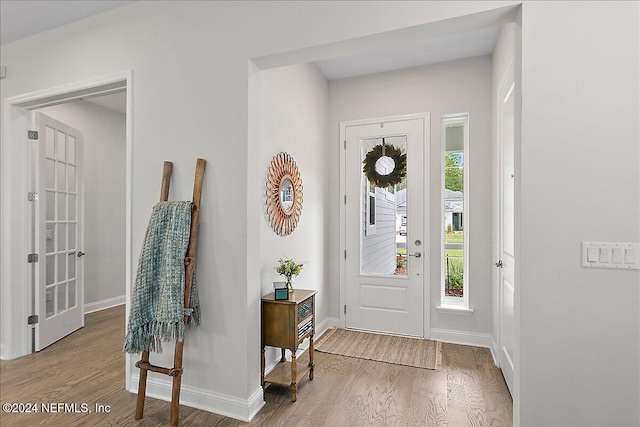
left=441, top=113, right=469, bottom=308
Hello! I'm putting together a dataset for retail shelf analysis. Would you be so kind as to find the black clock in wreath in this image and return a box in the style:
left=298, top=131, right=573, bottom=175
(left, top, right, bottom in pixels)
left=362, top=140, right=407, bottom=188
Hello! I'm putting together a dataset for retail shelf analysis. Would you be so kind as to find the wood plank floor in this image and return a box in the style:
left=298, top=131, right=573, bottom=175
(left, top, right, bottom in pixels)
left=0, top=306, right=512, bottom=426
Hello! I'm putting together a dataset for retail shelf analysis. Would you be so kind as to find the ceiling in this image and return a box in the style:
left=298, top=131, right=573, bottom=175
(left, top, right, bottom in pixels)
left=314, top=25, right=500, bottom=81
left=1, top=1, right=500, bottom=83
left=83, top=92, right=127, bottom=114
left=0, top=1, right=134, bottom=45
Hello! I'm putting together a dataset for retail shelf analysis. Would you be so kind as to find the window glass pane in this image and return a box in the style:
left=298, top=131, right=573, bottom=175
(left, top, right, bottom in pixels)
left=57, top=193, right=66, bottom=221
left=57, top=131, right=66, bottom=161
left=68, top=195, right=76, bottom=221
left=57, top=283, right=67, bottom=313
left=69, top=254, right=76, bottom=279
left=68, top=136, right=76, bottom=164
left=57, top=162, right=66, bottom=190
left=57, top=253, right=66, bottom=282
left=46, top=223, right=55, bottom=254
left=68, top=280, right=76, bottom=309
left=45, top=126, right=55, bottom=159
left=46, top=255, right=55, bottom=285
left=46, top=288, right=55, bottom=318
left=46, top=191, right=55, bottom=221
left=360, top=136, right=408, bottom=276
left=46, top=159, right=55, bottom=189
left=68, top=165, right=76, bottom=192
left=443, top=120, right=465, bottom=298
left=69, top=224, right=76, bottom=250
left=57, top=223, right=66, bottom=251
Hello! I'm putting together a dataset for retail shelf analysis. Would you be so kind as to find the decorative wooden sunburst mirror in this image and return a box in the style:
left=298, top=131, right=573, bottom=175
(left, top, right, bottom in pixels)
left=266, top=152, right=303, bottom=236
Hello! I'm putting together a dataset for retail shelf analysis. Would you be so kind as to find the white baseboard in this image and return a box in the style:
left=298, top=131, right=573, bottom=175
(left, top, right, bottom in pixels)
left=316, top=316, right=340, bottom=338
left=84, top=295, right=125, bottom=314
left=490, top=336, right=499, bottom=365
left=129, top=374, right=265, bottom=422
left=0, top=343, right=5, bottom=361
left=431, top=328, right=494, bottom=351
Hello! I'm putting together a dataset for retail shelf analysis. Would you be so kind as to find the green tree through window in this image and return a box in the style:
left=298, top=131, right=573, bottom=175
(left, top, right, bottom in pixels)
left=444, top=152, right=463, bottom=192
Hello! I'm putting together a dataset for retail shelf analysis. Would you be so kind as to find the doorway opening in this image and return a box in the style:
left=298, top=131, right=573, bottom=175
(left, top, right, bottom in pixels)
left=0, top=71, right=132, bottom=363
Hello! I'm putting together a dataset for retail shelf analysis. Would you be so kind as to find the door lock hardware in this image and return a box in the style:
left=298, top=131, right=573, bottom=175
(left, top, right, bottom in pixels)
left=415, top=240, right=421, bottom=246
left=495, top=260, right=503, bottom=268
left=408, top=252, right=422, bottom=258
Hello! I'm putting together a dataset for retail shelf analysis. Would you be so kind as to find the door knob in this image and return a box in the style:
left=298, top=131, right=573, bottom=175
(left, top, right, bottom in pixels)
left=495, top=260, right=503, bottom=268
left=77, top=251, right=85, bottom=258
left=408, top=252, right=422, bottom=258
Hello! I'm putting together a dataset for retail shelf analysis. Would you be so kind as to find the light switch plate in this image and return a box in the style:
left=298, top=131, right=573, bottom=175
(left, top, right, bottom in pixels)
left=582, top=242, right=640, bottom=270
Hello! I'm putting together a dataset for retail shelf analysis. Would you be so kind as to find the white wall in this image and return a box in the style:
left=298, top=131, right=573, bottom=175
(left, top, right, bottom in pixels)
left=519, top=2, right=639, bottom=425
left=38, top=101, right=126, bottom=312
left=328, top=56, right=493, bottom=337
left=2, top=1, right=639, bottom=425
left=251, top=63, right=330, bottom=371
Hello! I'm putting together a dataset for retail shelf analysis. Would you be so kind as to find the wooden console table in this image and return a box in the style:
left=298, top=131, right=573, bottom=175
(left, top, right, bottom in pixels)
left=261, top=289, right=317, bottom=401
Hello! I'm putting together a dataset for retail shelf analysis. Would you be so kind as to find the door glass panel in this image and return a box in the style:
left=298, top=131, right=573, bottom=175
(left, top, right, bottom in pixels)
left=68, top=136, right=76, bottom=164
left=69, top=255, right=76, bottom=279
left=68, top=195, right=76, bottom=221
left=68, top=280, right=76, bottom=309
left=68, top=165, right=76, bottom=192
left=45, top=126, right=55, bottom=159
left=57, top=254, right=66, bottom=282
left=46, top=287, right=55, bottom=318
left=46, top=191, right=55, bottom=221
left=57, top=283, right=67, bottom=312
left=57, top=162, right=66, bottom=190
left=57, top=223, right=66, bottom=251
left=46, top=223, right=55, bottom=253
left=46, top=255, right=55, bottom=285
left=46, top=159, right=55, bottom=189
left=57, top=131, right=66, bottom=161
left=360, top=136, right=407, bottom=276
left=69, top=224, right=76, bottom=249
left=57, top=193, right=66, bottom=220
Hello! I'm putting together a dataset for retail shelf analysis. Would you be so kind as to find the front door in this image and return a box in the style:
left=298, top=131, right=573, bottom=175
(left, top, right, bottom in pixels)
left=344, top=115, right=428, bottom=337
left=498, top=66, right=516, bottom=394
left=33, top=112, right=85, bottom=351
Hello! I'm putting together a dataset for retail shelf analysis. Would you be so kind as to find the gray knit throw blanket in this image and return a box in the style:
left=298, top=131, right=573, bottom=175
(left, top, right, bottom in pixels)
left=123, top=201, right=200, bottom=354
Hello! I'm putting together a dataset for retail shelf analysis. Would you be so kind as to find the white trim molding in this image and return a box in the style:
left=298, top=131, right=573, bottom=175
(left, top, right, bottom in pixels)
left=84, top=295, right=126, bottom=314
left=129, top=375, right=265, bottom=422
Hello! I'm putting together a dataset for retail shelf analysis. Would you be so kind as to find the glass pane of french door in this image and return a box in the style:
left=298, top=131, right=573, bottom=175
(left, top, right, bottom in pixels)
left=44, top=124, right=78, bottom=318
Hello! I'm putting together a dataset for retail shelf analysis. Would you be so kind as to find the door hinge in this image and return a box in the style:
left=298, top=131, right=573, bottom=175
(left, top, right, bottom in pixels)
left=344, top=195, right=346, bottom=204
left=344, top=250, right=347, bottom=259
left=28, top=130, right=39, bottom=140
left=28, top=192, right=38, bottom=202
left=27, top=315, right=39, bottom=325
left=344, top=305, right=347, bottom=314
left=27, top=253, right=39, bottom=263
left=344, top=140, right=346, bottom=150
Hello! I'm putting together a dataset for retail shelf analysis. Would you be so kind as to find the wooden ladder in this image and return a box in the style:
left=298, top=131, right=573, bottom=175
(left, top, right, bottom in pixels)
left=134, top=158, right=206, bottom=427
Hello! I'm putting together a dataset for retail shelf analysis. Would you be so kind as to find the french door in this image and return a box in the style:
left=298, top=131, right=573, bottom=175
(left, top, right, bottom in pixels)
left=343, top=115, right=428, bottom=337
left=33, top=112, right=85, bottom=351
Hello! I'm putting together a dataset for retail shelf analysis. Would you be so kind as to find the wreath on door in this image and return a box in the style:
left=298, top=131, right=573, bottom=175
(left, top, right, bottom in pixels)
left=362, top=143, right=407, bottom=188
